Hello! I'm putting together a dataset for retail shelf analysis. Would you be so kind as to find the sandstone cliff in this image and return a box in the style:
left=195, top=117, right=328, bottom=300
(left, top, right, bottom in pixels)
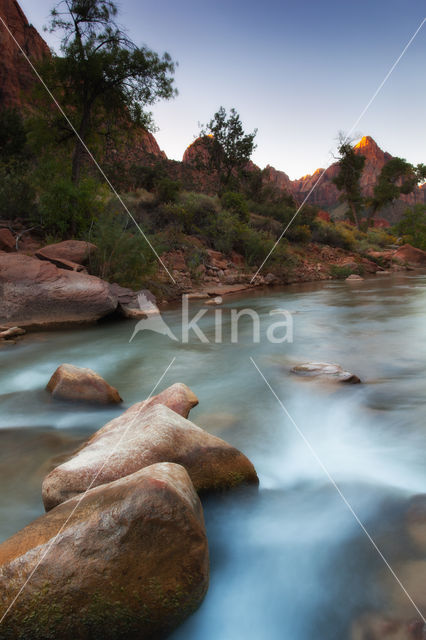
left=0, top=0, right=50, bottom=108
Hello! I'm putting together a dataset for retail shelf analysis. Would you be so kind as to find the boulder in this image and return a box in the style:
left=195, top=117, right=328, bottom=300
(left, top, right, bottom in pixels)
left=109, top=283, right=158, bottom=319
left=0, top=326, right=25, bottom=340
left=42, top=403, right=258, bottom=510
left=0, top=252, right=117, bottom=328
left=346, top=274, right=364, bottom=281
left=0, top=463, right=209, bottom=640
left=46, top=364, right=122, bottom=405
left=36, top=240, right=97, bottom=266
left=0, top=228, right=15, bottom=251
left=291, top=362, right=361, bottom=384
left=393, top=244, right=426, bottom=266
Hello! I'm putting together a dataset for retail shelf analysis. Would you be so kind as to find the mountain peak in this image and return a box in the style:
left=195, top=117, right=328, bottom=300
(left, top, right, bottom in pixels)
left=354, top=136, right=380, bottom=151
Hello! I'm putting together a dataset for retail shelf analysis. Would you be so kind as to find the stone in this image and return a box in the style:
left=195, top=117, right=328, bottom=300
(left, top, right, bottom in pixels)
left=42, top=403, right=258, bottom=510
left=0, top=252, right=117, bottom=328
left=36, top=240, right=97, bottom=266
left=0, top=326, right=25, bottom=340
left=46, top=364, right=122, bottom=405
left=0, top=228, right=15, bottom=251
left=393, top=244, right=426, bottom=266
left=346, top=274, right=364, bottom=281
left=291, top=362, right=361, bottom=384
left=0, top=463, right=209, bottom=640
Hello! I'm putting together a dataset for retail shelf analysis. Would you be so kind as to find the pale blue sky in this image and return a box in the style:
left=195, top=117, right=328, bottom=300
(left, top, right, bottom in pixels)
left=19, top=0, right=426, bottom=179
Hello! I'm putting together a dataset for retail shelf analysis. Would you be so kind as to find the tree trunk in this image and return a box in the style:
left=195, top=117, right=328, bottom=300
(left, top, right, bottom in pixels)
left=350, top=202, right=361, bottom=231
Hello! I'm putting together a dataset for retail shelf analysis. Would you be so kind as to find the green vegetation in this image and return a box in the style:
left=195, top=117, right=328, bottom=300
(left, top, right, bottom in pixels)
left=332, top=136, right=366, bottom=230
left=395, top=204, right=426, bottom=251
left=200, top=106, right=257, bottom=190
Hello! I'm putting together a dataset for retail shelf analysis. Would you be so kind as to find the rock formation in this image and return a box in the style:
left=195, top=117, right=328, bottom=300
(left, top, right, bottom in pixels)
left=42, top=401, right=259, bottom=510
left=46, top=363, right=123, bottom=405
left=0, top=463, right=209, bottom=640
left=0, top=0, right=50, bottom=108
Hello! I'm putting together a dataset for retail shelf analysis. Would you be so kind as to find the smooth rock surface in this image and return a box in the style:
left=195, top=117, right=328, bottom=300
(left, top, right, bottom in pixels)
left=0, top=252, right=117, bottom=328
left=291, top=362, right=361, bottom=384
left=42, top=403, right=258, bottom=510
left=46, top=364, right=122, bottom=405
left=0, top=463, right=209, bottom=640
left=36, top=240, right=97, bottom=266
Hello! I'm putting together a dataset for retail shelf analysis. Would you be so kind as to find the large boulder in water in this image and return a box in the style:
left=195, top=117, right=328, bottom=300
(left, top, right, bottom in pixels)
left=46, top=364, right=122, bottom=405
left=0, top=463, right=209, bottom=640
left=42, top=403, right=258, bottom=510
left=291, top=362, right=361, bottom=384
left=0, top=252, right=117, bottom=328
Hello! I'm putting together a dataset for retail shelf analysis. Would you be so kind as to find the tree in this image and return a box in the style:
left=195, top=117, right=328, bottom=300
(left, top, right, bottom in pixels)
left=366, top=158, right=426, bottom=226
left=43, top=0, right=177, bottom=184
left=395, top=204, right=426, bottom=251
left=200, top=106, right=257, bottom=190
left=332, top=136, right=366, bottom=230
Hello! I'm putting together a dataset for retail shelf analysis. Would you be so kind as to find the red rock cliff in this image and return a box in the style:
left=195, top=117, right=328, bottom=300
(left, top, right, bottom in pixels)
left=0, top=0, right=50, bottom=108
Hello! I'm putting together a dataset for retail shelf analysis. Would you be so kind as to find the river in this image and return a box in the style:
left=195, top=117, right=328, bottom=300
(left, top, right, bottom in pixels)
left=1, top=272, right=425, bottom=638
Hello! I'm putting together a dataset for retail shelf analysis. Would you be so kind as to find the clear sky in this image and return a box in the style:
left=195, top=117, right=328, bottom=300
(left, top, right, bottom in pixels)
left=19, top=0, right=426, bottom=179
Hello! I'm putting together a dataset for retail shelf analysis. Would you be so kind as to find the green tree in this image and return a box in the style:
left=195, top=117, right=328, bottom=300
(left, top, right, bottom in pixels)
left=366, top=158, right=426, bottom=226
left=332, top=136, right=366, bottom=230
left=395, top=204, right=426, bottom=251
left=43, top=0, right=177, bottom=185
left=200, top=106, right=257, bottom=190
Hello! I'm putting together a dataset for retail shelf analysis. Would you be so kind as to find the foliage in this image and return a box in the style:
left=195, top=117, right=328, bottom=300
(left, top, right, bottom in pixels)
left=0, top=161, right=36, bottom=219
left=0, top=108, right=28, bottom=162
left=329, top=265, right=358, bottom=279
left=200, top=106, right=257, bottom=189
left=42, top=0, right=177, bottom=183
left=155, top=178, right=181, bottom=203
left=286, top=224, right=311, bottom=243
left=332, top=136, right=366, bottom=230
left=220, top=191, right=249, bottom=221
left=34, top=158, right=107, bottom=236
left=366, top=158, right=426, bottom=226
left=311, top=219, right=356, bottom=250
left=88, top=208, right=157, bottom=287
left=395, top=204, right=426, bottom=251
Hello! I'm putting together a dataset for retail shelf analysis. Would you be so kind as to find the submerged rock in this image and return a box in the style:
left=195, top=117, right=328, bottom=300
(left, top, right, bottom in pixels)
left=46, top=364, right=122, bottom=405
left=0, top=253, right=117, bottom=328
left=291, top=362, right=361, bottom=384
left=42, top=403, right=258, bottom=510
left=351, top=613, right=426, bottom=639
left=0, top=463, right=209, bottom=640
left=346, top=274, right=364, bottom=281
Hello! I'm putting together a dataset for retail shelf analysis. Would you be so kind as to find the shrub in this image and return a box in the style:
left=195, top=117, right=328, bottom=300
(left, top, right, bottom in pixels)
left=0, top=160, right=36, bottom=219
left=311, top=220, right=355, bottom=250
left=329, top=265, right=357, bottom=279
left=286, top=224, right=311, bottom=243
left=37, top=176, right=106, bottom=238
left=88, top=209, right=157, bottom=288
left=155, top=177, right=181, bottom=204
left=220, top=191, right=249, bottom=222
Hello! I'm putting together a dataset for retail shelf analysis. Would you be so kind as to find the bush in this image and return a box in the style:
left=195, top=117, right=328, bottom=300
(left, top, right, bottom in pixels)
left=329, top=265, right=357, bottom=279
left=37, top=175, right=106, bottom=238
left=311, top=220, right=356, bottom=250
left=0, top=160, right=36, bottom=219
left=286, top=224, right=311, bottom=243
left=88, top=209, right=157, bottom=288
left=155, top=178, right=181, bottom=204
left=220, top=191, right=249, bottom=222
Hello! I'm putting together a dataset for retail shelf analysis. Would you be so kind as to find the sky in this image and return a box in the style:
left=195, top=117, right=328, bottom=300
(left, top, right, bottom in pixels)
left=19, top=0, right=426, bottom=180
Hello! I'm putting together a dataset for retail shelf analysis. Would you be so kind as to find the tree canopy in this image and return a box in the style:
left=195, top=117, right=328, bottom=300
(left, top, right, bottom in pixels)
left=332, top=138, right=366, bottom=230
left=200, top=106, right=257, bottom=190
left=41, top=0, right=177, bottom=183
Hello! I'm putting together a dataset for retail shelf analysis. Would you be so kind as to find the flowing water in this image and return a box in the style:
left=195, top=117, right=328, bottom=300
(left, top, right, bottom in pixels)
left=1, top=272, right=426, bottom=638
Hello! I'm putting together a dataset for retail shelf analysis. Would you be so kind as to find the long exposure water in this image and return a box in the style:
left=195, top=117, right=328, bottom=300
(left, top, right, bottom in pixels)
left=1, top=272, right=426, bottom=638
